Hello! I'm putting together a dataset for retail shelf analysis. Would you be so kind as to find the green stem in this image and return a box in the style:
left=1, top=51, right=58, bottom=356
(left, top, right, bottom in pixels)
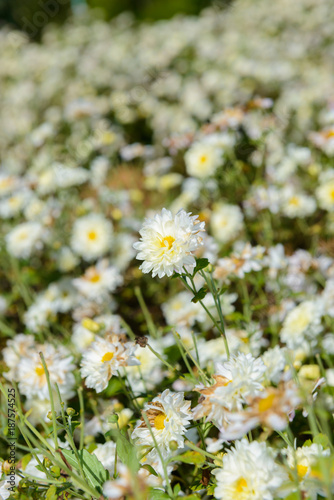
left=135, top=286, right=157, bottom=338
left=39, top=352, right=58, bottom=450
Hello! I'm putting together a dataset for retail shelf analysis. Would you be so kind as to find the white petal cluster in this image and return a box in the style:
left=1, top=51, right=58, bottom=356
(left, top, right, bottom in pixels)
left=280, top=300, right=323, bottom=349
left=80, top=335, right=140, bottom=393
left=213, top=439, right=287, bottom=500
left=131, top=389, right=192, bottom=458
left=71, top=213, right=113, bottom=261
left=133, top=208, right=205, bottom=278
left=5, top=221, right=45, bottom=258
left=13, top=343, right=75, bottom=401
left=184, top=141, right=223, bottom=178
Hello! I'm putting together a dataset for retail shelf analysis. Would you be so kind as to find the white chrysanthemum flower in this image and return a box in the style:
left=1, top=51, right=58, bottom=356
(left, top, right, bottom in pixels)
left=5, top=221, right=44, bottom=258
left=213, top=439, right=287, bottom=500
left=214, top=352, right=266, bottom=407
left=286, top=443, right=330, bottom=479
left=184, top=142, right=222, bottom=178
left=0, top=188, right=32, bottom=219
left=280, top=301, right=323, bottom=349
left=131, top=389, right=192, bottom=458
left=133, top=208, right=205, bottom=278
left=71, top=214, right=113, bottom=261
left=17, top=344, right=75, bottom=401
left=73, top=259, right=123, bottom=301
left=80, top=335, right=140, bottom=393
left=285, top=443, right=330, bottom=499
left=193, top=352, right=266, bottom=427
left=280, top=187, right=316, bottom=218
left=211, top=203, right=244, bottom=244
left=316, top=178, right=334, bottom=211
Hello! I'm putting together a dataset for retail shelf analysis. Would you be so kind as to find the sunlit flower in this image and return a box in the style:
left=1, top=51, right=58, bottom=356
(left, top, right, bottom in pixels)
left=213, top=439, right=287, bottom=500
left=184, top=141, right=222, bottom=178
left=132, top=389, right=192, bottom=458
left=81, top=335, right=140, bottom=393
left=71, top=214, right=113, bottom=261
left=134, top=208, right=205, bottom=278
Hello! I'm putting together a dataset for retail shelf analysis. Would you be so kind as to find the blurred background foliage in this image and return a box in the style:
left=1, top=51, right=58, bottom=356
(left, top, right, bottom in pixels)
left=0, top=0, right=232, bottom=36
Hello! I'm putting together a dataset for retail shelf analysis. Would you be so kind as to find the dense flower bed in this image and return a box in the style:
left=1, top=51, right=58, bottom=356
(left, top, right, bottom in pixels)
left=1, top=1, right=334, bottom=499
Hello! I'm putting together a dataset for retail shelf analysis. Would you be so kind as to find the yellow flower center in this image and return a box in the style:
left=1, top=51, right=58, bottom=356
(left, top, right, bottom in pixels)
left=289, top=196, right=300, bottom=206
left=154, top=413, right=166, bottom=430
left=330, top=188, right=334, bottom=201
left=235, top=477, right=248, bottom=493
left=200, top=155, right=208, bottom=164
left=258, top=393, right=276, bottom=412
left=324, top=129, right=334, bottom=139
left=87, top=230, right=97, bottom=241
left=35, top=365, right=45, bottom=377
left=101, top=352, right=114, bottom=363
left=297, top=464, right=308, bottom=478
left=159, top=236, right=175, bottom=249
left=88, top=272, right=101, bottom=283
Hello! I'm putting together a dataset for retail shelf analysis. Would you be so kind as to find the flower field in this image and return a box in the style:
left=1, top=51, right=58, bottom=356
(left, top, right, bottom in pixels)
left=1, top=0, right=334, bottom=498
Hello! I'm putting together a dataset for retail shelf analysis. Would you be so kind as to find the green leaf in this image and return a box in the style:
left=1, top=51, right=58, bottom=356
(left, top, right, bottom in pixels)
left=283, top=492, right=302, bottom=500
left=191, top=287, right=207, bottom=303
left=104, top=377, right=123, bottom=397
left=141, top=464, right=158, bottom=477
left=183, top=495, right=201, bottom=500
left=176, top=450, right=205, bottom=466
left=193, top=258, right=209, bottom=275
left=106, top=429, right=140, bottom=473
left=173, top=483, right=181, bottom=495
left=149, top=489, right=171, bottom=500
left=21, top=454, right=32, bottom=470
left=61, top=449, right=109, bottom=494
left=313, top=433, right=330, bottom=449
left=46, top=485, right=57, bottom=500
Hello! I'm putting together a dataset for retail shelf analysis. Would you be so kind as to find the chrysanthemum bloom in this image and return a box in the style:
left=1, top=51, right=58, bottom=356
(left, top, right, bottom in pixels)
left=133, top=208, right=205, bottom=278
left=184, top=141, right=222, bottom=178
left=193, top=352, right=266, bottom=427
left=284, top=443, right=330, bottom=500
left=5, top=221, right=44, bottom=258
left=80, top=335, right=140, bottom=393
left=131, top=389, right=192, bottom=458
left=280, top=300, right=323, bottom=349
left=71, top=213, right=113, bottom=261
left=72, top=259, right=123, bottom=301
left=17, top=344, right=75, bottom=401
left=218, top=381, right=301, bottom=440
left=213, top=439, right=287, bottom=500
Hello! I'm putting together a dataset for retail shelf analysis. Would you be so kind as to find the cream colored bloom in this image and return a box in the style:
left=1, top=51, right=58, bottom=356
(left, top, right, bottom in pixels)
left=211, top=203, right=244, bottom=244
left=80, top=335, right=140, bottom=393
left=5, top=221, right=44, bottom=258
left=134, top=208, right=205, bottom=278
left=184, top=142, right=222, bottom=178
left=280, top=301, right=323, bottom=349
left=71, top=214, right=113, bottom=261
left=213, top=439, right=287, bottom=500
left=132, top=389, right=192, bottom=458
